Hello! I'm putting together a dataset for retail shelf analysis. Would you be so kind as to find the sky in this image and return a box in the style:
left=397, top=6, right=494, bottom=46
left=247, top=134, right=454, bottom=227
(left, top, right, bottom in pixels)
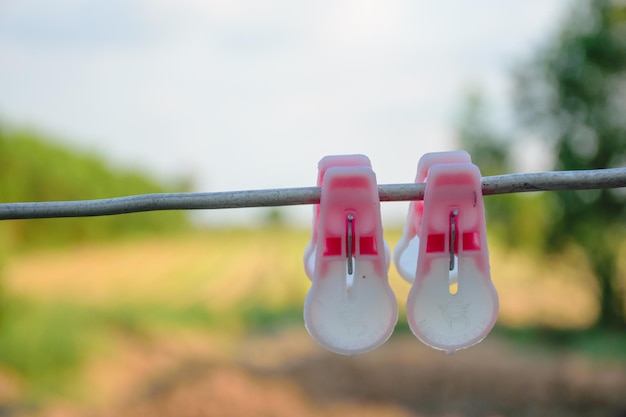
left=0, top=0, right=572, bottom=226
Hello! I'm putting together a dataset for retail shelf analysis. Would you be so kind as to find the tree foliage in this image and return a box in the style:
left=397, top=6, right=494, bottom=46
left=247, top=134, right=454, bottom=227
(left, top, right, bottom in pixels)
left=0, top=125, right=191, bottom=249
left=515, top=0, right=626, bottom=329
left=458, top=0, right=626, bottom=329
left=456, top=92, right=553, bottom=251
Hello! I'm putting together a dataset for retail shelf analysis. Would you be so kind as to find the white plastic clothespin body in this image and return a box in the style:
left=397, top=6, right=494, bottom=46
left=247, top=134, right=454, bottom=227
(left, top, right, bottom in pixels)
left=304, top=158, right=397, bottom=355
left=401, top=154, right=499, bottom=354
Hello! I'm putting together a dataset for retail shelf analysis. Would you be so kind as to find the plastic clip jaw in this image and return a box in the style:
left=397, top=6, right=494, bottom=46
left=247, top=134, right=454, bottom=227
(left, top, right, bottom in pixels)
left=405, top=162, right=499, bottom=354
left=304, top=164, right=397, bottom=355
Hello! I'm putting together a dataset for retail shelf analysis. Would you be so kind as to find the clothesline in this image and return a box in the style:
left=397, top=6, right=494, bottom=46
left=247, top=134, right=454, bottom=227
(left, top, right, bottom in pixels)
left=1, top=167, right=625, bottom=220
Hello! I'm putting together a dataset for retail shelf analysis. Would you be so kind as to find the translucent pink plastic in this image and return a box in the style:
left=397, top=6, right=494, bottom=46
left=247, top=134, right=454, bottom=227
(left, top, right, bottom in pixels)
left=304, top=160, right=397, bottom=355
left=394, top=151, right=471, bottom=283
left=303, top=155, right=372, bottom=280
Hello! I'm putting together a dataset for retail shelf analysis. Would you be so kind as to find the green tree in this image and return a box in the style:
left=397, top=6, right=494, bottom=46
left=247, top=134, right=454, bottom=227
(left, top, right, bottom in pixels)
left=456, top=91, right=552, bottom=250
left=456, top=90, right=511, bottom=177
left=515, top=0, right=626, bottom=328
left=0, top=125, right=191, bottom=249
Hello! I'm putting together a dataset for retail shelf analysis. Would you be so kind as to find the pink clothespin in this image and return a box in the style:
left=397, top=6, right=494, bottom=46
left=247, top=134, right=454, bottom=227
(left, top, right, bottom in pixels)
left=394, top=151, right=471, bottom=283
left=304, top=157, right=397, bottom=355
left=399, top=153, right=499, bottom=354
left=303, top=155, right=372, bottom=280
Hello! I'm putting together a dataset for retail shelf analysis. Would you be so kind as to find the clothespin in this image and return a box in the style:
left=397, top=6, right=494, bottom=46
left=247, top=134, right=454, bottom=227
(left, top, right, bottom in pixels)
left=394, top=150, right=471, bottom=283
left=304, top=156, right=397, bottom=355
left=303, top=155, right=372, bottom=280
left=398, top=152, right=499, bottom=354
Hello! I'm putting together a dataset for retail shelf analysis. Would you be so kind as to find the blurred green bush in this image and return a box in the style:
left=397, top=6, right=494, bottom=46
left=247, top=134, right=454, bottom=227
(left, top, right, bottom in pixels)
left=0, top=125, right=191, bottom=250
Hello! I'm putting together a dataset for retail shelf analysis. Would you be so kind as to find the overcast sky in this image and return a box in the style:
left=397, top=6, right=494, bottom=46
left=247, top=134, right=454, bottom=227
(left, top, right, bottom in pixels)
left=0, top=0, right=571, bottom=225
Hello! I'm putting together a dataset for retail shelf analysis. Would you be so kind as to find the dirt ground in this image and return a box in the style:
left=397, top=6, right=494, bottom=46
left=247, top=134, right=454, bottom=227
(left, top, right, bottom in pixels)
left=35, top=328, right=626, bottom=417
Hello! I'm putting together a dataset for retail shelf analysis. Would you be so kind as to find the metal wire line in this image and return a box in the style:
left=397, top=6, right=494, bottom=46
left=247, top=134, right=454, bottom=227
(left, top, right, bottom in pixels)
left=1, top=167, right=625, bottom=220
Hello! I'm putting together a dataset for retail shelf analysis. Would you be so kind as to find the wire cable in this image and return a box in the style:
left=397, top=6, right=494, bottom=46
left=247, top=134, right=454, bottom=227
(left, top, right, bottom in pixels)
left=1, top=167, right=625, bottom=220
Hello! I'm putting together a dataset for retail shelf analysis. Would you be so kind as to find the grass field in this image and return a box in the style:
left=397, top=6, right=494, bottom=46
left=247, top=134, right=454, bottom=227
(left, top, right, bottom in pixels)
left=4, top=228, right=604, bottom=323
left=1, top=228, right=625, bottom=416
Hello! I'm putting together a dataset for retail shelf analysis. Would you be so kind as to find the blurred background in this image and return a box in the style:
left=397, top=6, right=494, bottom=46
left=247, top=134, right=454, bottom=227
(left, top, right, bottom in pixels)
left=1, top=0, right=626, bottom=416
